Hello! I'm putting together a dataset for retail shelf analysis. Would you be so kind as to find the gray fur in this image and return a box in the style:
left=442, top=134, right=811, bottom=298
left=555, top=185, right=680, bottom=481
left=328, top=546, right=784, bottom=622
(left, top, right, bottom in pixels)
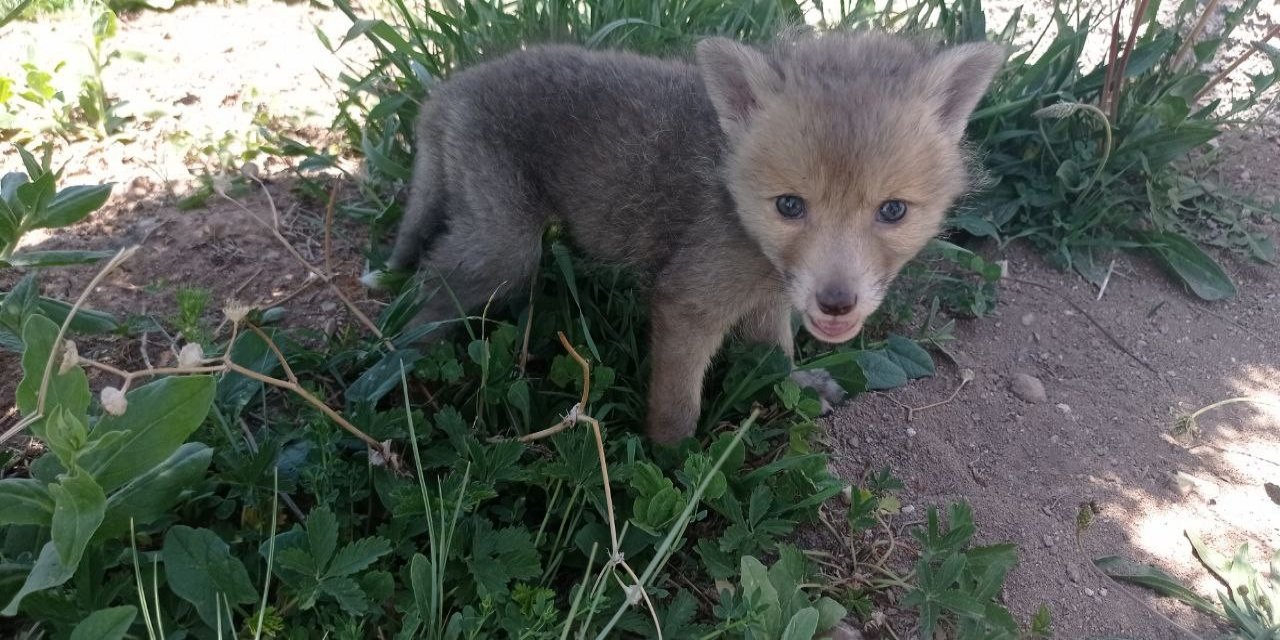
left=387, top=32, right=1005, bottom=444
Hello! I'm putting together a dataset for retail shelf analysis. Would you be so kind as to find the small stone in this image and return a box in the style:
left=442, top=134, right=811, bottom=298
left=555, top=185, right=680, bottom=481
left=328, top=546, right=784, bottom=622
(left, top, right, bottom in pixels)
left=902, top=505, right=916, bottom=515
left=906, top=428, right=917, bottom=438
left=1084, top=587, right=1095, bottom=597
left=1099, top=587, right=1109, bottom=597
left=1010, top=373, right=1047, bottom=403
left=1056, top=403, right=1072, bottom=414
left=321, top=301, right=338, bottom=313
left=1241, top=169, right=1252, bottom=182
left=1020, top=312, right=1036, bottom=326
left=1043, top=534, right=1055, bottom=548
left=1067, top=564, right=1081, bottom=583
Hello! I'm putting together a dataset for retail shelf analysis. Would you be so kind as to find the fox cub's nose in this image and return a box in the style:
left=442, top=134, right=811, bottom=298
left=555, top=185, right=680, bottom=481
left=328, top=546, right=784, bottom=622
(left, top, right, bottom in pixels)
left=816, top=288, right=857, bottom=317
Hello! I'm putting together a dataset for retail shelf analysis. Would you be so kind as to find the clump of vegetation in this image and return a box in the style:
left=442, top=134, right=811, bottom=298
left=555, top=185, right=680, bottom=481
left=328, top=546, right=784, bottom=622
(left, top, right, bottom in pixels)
left=0, top=4, right=130, bottom=142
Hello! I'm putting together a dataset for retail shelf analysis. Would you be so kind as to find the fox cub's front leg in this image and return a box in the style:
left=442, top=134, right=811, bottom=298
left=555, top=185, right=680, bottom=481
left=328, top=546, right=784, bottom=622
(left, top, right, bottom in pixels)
left=645, top=297, right=736, bottom=445
left=739, top=302, right=845, bottom=414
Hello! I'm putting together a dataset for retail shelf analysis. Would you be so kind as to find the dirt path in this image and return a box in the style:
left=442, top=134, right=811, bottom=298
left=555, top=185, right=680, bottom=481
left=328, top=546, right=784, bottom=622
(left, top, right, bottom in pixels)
left=830, top=215, right=1280, bottom=636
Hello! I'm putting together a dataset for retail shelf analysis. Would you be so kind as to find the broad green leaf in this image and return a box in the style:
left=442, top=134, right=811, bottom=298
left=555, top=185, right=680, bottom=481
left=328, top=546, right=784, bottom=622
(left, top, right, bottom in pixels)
left=79, top=376, right=215, bottom=492
left=29, top=184, right=112, bottom=230
left=1095, top=555, right=1220, bottom=616
left=49, top=472, right=106, bottom=568
left=0, top=478, right=53, bottom=526
left=2, top=249, right=114, bottom=268
left=16, top=314, right=90, bottom=438
left=410, top=554, right=434, bottom=621
left=1139, top=231, right=1237, bottom=301
left=740, top=555, right=781, bottom=630
left=70, top=605, right=136, bottom=640
left=44, top=406, right=88, bottom=467
left=32, top=296, right=121, bottom=335
left=216, top=328, right=281, bottom=418
left=0, top=272, right=38, bottom=346
left=780, top=607, right=819, bottom=640
left=853, top=350, right=907, bottom=390
left=345, top=348, right=422, bottom=405
left=1126, top=125, right=1217, bottom=169
left=813, top=597, right=846, bottom=632
left=163, top=526, right=258, bottom=629
left=327, top=537, right=392, bottom=578
left=884, top=335, right=934, bottom=379
left=1, top=541, right=76, bottom=615
left=97, top=443, right=213, bottom=539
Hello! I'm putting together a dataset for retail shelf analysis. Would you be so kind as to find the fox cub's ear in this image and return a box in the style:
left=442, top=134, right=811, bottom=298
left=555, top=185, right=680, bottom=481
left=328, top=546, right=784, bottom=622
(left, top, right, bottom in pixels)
left=696, top=38, right=783, bottom=139
left=923, top=42, right=1007, bottom=140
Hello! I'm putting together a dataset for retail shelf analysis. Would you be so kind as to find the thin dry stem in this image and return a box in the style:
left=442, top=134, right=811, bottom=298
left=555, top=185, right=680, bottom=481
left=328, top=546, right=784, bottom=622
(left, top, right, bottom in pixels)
left=1172, top=0, right=1224, bottom=68
left=1194, top=24, right=1280, bottom=102
left=0, top=246, right=138, bottom=446
left=218, top=176, right=394, bottom=351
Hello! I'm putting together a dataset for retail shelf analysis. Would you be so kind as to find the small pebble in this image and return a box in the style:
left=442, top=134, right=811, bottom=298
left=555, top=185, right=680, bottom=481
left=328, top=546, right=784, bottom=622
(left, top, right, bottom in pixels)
left=1068, top=564, right=1082, bottom=583
left=1010, top=373, right=1048, bottom=403
left=1099, top=587, right=1109, bottom=597
left=906, top=428, right=917, bottom=438
left=1021, top=312, right=1036, bottom=326
left=1043, top=534, right=1055, bottom=548
left=1084, top=588, right=1095, bottom=597
left=1056, top=403, right=1071, bottom=414
left=902, top=505, right=916, bottom=515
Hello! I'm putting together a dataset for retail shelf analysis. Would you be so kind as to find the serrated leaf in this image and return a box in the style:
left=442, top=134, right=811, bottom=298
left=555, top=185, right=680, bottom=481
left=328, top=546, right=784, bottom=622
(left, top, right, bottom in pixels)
left=320, top=575, right=368, bottom=615
left=307, top=507, right=339, bottom=569
left=49, top=472, right=105, bottom=568
left=163, top=526, right=258, bottom=629
left=326, top=537, right=392, bottom=578
left=79, top=376, right=215, bottom=492
left=70, top=605, right=136, bottom=640
left=466, top=520, right=541, bottom=597
left=0, top=478, right=53, bottom=526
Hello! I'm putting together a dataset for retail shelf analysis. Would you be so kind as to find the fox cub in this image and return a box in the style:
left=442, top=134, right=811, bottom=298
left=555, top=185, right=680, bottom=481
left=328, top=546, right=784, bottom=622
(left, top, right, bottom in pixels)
left=380, top=31, right=1004, bottom=444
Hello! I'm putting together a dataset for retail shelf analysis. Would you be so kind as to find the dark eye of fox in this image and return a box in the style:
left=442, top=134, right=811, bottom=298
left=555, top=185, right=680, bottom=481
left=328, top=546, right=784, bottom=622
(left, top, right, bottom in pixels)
left=775, top=195, right=806, bottom=219
left=876, top=200, right=907, bottom=223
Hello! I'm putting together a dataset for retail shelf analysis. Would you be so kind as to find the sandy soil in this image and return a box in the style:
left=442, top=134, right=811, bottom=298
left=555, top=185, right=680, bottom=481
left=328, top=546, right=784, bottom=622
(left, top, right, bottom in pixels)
left=1, top=1, right=1277, bottom=638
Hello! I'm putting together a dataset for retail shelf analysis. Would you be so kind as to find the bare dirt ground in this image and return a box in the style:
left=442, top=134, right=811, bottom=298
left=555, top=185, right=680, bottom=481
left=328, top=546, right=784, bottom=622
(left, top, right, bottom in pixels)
left=1, top=1, right=1278, bottom=638
left=831, top=141, right=1280, bottom=638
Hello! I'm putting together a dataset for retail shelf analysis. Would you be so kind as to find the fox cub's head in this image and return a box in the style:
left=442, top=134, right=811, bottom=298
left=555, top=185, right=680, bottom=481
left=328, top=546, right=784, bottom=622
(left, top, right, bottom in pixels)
left=697, top=32, right=1004, bottom=343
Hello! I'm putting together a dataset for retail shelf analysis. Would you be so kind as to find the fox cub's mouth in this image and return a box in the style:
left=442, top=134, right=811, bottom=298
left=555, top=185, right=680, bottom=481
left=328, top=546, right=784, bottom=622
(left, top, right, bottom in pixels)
left=804, top=314, right=864, bottom=344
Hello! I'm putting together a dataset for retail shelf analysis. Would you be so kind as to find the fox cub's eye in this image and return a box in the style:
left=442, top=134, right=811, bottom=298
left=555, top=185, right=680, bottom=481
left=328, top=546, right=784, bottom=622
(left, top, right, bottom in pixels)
left=775, top=195, right=806, bottom=219
left=876, top=200, right=907, bottom=223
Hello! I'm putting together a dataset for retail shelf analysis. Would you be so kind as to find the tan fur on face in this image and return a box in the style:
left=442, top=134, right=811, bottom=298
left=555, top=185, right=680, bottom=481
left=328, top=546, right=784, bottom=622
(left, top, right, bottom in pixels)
left=707, top=32, right=1003, bottom=341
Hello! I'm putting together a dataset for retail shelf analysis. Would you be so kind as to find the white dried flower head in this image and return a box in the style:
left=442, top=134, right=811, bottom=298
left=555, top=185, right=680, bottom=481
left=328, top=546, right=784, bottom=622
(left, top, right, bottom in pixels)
left=178, top=342, right=205, bottom=368
left=359, top=269, right=386, bottom=290
left=101, top=386, right=127, bottom=416
left=1033, top=102, right=1083, bottom=120
left=211, top=174, right=232, bottom=198
left=223, top=300, right=251, bottom=324
left=58, top=340, right=80, bottom=374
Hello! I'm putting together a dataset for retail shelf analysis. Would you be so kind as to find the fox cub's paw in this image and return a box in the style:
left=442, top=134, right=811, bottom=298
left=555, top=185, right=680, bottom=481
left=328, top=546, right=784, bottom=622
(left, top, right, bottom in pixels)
left=789, top=368, right=846, bottom=415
